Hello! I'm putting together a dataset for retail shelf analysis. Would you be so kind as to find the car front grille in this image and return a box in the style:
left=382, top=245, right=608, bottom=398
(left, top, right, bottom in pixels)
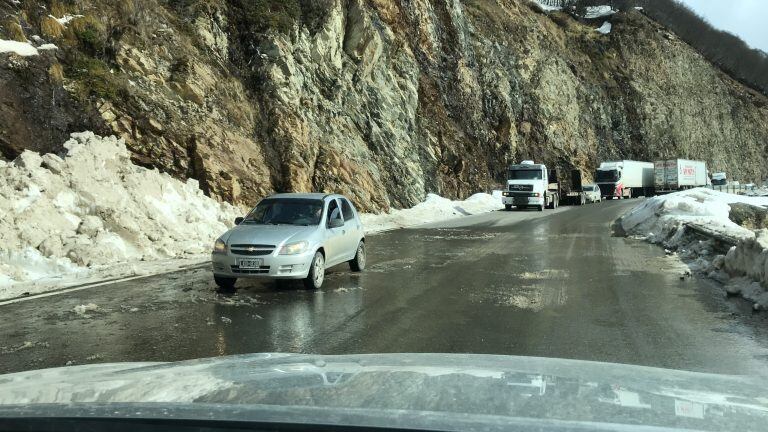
left=509, top=184, right=534, bottom=192
left=230, top=265, right=271, bottom=274
left=230, top=244, right=275, bottom=256
left=598, top=184, right=615, bottom=196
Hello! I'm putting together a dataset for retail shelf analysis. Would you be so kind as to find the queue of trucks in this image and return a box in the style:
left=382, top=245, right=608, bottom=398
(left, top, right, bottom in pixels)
left=502, top=157, right=718, bottom=211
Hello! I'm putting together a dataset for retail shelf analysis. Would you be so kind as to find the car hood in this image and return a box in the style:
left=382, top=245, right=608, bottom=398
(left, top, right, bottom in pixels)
left=1, top=354, right=767, bottom=431
left=223, top=224, right=316, bottom=246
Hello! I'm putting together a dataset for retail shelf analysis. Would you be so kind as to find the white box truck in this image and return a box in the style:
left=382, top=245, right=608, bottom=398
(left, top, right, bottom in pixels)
left=654, top=159, right=709, bottom=192
left=595, top=160, right=655, bottom=199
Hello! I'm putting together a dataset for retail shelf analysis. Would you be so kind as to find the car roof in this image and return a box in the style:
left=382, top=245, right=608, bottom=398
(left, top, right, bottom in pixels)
left=268, top=193, right=344, bottom=201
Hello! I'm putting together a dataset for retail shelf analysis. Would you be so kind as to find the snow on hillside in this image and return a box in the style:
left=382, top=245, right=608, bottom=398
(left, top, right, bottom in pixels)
left=361, top=192, right=504, bottom=233
left=0, top=132, right=240, bottom=299
left=585, top=5, right=616, bottom=19
left=0, top=39, right=39, bottom=56
left=596, top=22, right=612, bottom=34
left=620, top=188, right=768, bottom=309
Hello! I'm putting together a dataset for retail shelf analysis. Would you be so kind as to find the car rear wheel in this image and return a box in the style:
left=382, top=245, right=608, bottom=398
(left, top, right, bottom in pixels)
left=504, top=205, right=512, bottom=211
left=303, top=252, right=325, bottom=289
left=349, top=241, right=366, bottom=272
left=214, top=275, right=237, bottom=292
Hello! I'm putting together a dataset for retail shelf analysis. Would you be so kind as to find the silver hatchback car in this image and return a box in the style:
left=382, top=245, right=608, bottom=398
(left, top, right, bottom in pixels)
left=211, top=193, right=366, bottom=290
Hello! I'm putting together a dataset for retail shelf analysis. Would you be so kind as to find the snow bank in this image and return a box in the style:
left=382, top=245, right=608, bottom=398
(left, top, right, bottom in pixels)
left=620, top=188, right=768, bottom=308
left=0, top=39, right=39, bottom=56
left=723, top=231, right=768, bottom=308
left=620, top=188, right=763, bottom=245
left=361, top=191, right=503, bottom=233
left=0, top=132, right=239, bottom=299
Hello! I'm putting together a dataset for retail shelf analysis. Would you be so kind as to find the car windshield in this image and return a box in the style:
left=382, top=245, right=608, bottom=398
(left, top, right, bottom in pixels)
left=595, top=170, right=618, bottom=182
left=508, top=169, right=543, bottom=180
left=242, top=198, right=323, bottom=226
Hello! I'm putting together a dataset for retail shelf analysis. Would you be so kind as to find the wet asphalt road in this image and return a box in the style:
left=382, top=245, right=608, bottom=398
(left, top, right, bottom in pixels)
left=3, top=200, right=768, bottom=376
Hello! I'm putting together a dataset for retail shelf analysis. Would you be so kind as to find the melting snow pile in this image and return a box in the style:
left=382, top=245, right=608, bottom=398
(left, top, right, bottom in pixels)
left=361, top=192, right=503, bottom=233
left=0, top=132, right=239, bottom=296
left=585, top=5, right=616, bottom=19
left=596, top=22, right=612, bottom=34
left=620, top=188, right=768, bottom=309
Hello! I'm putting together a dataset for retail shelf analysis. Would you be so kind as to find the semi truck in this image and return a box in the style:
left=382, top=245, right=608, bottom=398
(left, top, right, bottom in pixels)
left=502, top=161, right=560, bottom=211
left=654, top=159, right=709, bottom=192
left=711, top=172, right=727, bottom=186
left=595, top=160, right=655, bottom=199
left=502, top=161, right=590, bottom=210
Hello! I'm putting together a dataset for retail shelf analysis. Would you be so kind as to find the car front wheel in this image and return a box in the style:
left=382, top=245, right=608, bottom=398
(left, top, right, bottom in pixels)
left=349, top=241, right=366, bottom=272
left=214, top=275, right=237, bottom=292
left=304, top=252, right=325, bottom=289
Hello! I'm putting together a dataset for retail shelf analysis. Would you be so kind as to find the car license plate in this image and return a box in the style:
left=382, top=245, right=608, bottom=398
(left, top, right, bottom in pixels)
left=237, top=258, right=263, bottom=269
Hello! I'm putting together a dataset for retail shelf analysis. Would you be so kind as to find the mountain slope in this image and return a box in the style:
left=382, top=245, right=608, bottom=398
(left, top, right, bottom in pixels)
left=1, top=0, right=766, bottom=211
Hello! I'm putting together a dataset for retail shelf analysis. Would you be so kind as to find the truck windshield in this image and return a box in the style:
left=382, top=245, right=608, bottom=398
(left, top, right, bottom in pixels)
left=595, top=170, right=619, bottom=183
left=508, top=169, right=543, bottom=180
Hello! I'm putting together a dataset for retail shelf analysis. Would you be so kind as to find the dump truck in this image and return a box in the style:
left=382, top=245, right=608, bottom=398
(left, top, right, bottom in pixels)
left=595, top=160, right=655, bottom=199
left=654, top=159, right=709, bottom=192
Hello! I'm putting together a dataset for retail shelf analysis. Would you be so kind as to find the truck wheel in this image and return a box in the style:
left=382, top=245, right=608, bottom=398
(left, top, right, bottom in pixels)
left=538, top=205, right=544, bottom=212
left=505, top=205, right=512, bottom=211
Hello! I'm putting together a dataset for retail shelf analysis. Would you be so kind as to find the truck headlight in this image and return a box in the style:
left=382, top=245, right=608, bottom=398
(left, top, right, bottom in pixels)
left=279, top=241, right=309, bottom=255
left=213, top=239, right=227, bottom=254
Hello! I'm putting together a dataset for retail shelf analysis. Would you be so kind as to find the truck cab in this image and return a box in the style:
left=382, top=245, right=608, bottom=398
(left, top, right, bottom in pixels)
left=712, top=172, right=727, bottom=186
left=502, top=161, right=559, bottom=211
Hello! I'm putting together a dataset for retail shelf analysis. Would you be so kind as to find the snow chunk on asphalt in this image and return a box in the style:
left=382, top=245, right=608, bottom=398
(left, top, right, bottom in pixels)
left=0, top=39, right=38, bottom=56
left=73, top=303, right=98, bottom=316
left=361, top=191, right=503, bottom=233
left=0, top=132, right=240, bottom=297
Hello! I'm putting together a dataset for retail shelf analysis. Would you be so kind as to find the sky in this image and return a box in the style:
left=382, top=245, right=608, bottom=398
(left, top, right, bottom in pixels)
left=678, top=0, right=768, bottom=53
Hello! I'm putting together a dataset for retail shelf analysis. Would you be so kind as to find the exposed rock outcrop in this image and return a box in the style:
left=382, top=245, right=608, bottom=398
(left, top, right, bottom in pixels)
left=1, top=0, right=766, bottom=211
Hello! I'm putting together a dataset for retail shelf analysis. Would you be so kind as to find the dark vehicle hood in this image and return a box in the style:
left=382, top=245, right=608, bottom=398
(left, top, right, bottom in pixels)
left=1, top=353, right=767, bottom=431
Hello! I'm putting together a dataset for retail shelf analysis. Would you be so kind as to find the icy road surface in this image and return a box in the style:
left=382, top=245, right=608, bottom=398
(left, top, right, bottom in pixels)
left=3, top=200, right=768, bottom=376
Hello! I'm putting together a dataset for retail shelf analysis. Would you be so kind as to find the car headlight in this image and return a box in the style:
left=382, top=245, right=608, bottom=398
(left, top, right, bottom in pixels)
left=279, top=241, right=309, bottom=255
left=213, top=239, right=227, bottom=254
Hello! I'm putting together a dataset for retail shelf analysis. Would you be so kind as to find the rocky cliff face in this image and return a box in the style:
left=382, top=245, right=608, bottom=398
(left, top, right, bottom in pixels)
left=1, top=0, right=767, bottom=211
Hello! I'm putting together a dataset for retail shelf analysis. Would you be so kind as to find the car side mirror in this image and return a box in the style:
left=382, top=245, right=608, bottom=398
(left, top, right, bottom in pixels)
left=234, top=217, right=244, bottom=225
left=328, top=217, right=344, bottom=229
